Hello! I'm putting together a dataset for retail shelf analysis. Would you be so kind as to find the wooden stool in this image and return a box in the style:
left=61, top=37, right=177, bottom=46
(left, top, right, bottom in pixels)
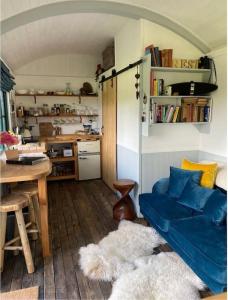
left=113, top=179, right=136, bottom=221
left=0, top=194, right=36, bottom=273
left=11, top=183, right=40, bottom=241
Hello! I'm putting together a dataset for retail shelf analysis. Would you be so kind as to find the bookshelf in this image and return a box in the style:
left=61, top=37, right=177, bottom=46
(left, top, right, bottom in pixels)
left=142, top=55, right=213, bottom=136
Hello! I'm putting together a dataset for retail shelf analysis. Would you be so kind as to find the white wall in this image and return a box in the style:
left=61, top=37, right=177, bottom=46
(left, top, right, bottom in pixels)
left=141, top=19, right=204, bottom=154
left=199, top=47, right=227, bottom=157
left=115, top=19, right=142, bottom=153
left=14, top=53, right=102, bottom=136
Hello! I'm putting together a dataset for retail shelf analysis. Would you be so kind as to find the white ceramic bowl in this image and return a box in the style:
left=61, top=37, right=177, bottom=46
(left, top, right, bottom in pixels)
left=16, top=89, right=28, bottom=95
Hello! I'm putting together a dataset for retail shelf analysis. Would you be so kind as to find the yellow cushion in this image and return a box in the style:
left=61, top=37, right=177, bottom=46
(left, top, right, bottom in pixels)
left=181, top=159, right=218, bottom=189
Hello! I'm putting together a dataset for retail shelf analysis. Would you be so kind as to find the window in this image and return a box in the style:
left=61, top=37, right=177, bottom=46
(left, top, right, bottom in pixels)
left=0, top=91, right=9, bottom=131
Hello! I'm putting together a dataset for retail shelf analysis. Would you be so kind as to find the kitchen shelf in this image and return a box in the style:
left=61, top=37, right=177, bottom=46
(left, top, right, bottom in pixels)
left=15, top=93, right=98, bottom=104
left=17, top=114, right=99, bottom=118
left=150, top=67, right=211, bottom=73
left=49, top=156, right=76, bottom=162
left=47, top=174, right=76, bottom=181
left=15, top=94, right=98, bottom=97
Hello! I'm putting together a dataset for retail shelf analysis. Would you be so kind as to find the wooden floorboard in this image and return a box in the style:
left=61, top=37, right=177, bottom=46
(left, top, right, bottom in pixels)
left=1, top=179, right=212, bottom=299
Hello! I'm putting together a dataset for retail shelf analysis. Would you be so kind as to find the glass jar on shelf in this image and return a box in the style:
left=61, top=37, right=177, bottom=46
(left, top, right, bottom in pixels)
left=43, top=104, right=49, bottom=116
left=65, top=82, right=72, bottom=95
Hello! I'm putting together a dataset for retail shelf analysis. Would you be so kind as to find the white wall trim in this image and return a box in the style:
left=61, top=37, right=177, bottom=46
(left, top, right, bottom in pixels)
left=1, top=0, right=210, bottom=53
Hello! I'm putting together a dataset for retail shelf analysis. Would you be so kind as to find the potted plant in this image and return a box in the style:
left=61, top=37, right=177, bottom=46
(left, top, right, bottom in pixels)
left=0, top=131, right=19, bottom=159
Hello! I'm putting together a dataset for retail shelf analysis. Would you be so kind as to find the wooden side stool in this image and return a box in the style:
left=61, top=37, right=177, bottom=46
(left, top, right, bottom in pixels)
left=0, top=194, right=37, bottom=273
left=113, top=179, right=136, bottom=221
left=11, top=183, right=40, bottom=241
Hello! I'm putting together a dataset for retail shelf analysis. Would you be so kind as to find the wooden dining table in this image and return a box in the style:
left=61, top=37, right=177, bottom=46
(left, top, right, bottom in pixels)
left=0, top=159, right=52, bottom=257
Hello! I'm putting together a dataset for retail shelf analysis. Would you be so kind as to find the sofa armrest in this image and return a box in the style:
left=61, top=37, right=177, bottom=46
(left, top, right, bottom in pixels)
left=152, top=178, right=169, bottom=195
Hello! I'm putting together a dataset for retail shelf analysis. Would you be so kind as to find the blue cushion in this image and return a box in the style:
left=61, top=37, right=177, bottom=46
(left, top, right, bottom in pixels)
left=204, top=189, right=227, bottom=225
left=177, top=179, right=215, bottom=211
left=167, top=166, right=202, bottom=198
left=139, top=193, right=195, bottom=232
left=169, top=215, right=227, bottom=284
left=152, top=178, right=169, bottom=194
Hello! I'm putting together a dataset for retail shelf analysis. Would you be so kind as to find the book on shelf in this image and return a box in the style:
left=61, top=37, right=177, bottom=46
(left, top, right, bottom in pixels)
left=172, top=106, right=181, bottom=123
left=181, top=97, right=209, bottom=122
left=150, top=76, right=164, bottom=96
left=161, top=49, right=173, bottom=67
left=154, top=47, right=161, bottom=67
left=150, top=97, right=210, bottom=124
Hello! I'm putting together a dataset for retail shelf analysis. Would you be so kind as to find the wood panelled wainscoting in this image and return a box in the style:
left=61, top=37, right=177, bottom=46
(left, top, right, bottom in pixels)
left=1, top=180, right=213, bottom=299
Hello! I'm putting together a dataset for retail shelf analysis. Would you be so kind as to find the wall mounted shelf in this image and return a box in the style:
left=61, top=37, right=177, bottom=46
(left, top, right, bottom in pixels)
left=150, top=67, right=211, bottom=73
left=15, top=93, right=98, bottom=104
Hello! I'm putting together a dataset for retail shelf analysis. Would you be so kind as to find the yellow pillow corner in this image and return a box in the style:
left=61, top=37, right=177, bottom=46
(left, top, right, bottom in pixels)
left=181, top=158, right=218, bottom=189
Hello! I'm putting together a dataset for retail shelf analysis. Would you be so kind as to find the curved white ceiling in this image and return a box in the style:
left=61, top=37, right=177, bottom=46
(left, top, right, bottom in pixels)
left=2, top=13, right=128, bottom=69
left=1, top=0, right=227, bottom=69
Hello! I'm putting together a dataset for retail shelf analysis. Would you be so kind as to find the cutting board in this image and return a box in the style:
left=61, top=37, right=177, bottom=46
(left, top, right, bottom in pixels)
left=39, top=122, right=55, bottom=137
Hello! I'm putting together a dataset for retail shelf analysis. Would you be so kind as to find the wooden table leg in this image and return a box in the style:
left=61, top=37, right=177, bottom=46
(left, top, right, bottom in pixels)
left=38, top=176, right=51, bottom=257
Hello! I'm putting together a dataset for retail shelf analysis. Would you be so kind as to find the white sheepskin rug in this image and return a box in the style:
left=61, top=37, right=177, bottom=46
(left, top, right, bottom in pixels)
left=79, top=220, right=165, bottom=281
left=79, top=220, right=206, bottom=300
left=110, top=252, right=205, bottom=300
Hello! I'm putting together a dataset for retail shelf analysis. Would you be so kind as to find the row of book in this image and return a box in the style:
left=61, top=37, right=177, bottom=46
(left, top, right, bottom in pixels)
left=150, top=71, right=164, bottom=95
left=145, top=44, right=173, bottom=67
left=149, top=98, right=210, bottom=124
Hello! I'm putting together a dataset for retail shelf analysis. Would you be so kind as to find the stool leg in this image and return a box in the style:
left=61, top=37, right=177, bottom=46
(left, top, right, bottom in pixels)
left=15, top=210, right=34, bottom=274
left=0, top=212, right=7, bottom=272
left=32, top=194, right=41, bottom=234
left=13, top=222, right=20, bottom=256
left=28, top=196, right=38, bottom=241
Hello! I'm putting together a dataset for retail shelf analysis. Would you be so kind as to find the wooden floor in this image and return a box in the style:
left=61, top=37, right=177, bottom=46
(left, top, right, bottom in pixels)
left=1, top=179, right=212, bottom=299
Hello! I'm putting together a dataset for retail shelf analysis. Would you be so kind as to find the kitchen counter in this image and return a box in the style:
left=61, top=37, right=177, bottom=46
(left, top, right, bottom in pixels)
left=39, top=133, right=101, bottom=144
left=39, top=134, right=102, bottom=181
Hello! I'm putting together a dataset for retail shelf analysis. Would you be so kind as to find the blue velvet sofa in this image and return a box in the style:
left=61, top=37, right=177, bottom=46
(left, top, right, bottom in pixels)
left=139, top=177, right=227, bottom=294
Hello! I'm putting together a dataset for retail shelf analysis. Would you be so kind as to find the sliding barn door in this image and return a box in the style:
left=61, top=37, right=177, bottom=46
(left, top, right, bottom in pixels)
left=102, top=78, right=117, bottom=190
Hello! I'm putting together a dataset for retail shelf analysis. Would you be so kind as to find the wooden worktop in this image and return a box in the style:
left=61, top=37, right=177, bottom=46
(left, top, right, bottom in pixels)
left=39, top=134, right=101, bottom=144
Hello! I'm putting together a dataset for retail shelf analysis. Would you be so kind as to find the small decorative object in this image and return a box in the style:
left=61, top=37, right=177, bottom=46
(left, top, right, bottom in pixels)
left=188, top=59, right=199, bottom=69
left=80, top=82, right=93, bottom=95
left=65, top=82, right=72, bottom=95
left=172, top=59, right=182, bottom=68
left=181, top=59, right=189, bottom=68
left=135, top=65, right=140, bottom=100
left=95, top=64, right=104, bottom=81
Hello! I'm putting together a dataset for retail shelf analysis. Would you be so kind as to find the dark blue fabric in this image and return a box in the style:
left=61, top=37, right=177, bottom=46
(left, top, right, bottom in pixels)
left=152, top=177, right=169, bottom=194
left=142, top=216, right=226, bottom=293
left=204, top=189, right=227, bottom=225
left=177, top=179, right=215, bottom=211
left=167, top=166, right=202, bottom=198
left=169, top=216, right=227, bottom=284
left=139, top=193, right=194, bottom=232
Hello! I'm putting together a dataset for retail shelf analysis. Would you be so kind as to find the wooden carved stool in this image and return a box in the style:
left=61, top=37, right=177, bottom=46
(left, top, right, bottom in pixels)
left=113, top=179, right=136, bottom=221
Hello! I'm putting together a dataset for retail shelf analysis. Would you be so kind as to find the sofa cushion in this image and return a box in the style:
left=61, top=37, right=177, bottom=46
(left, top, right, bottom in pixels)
left=167, top=166, right=202, bottom=198
left=182, top=158, right=218, bottom=188
left=169, top=215, right=227, bottom=284
left=139, top=193, right=195, bottom=232
left=204, top=189, right=227, bottom=225
left=177, top=179, right=215, bottom=211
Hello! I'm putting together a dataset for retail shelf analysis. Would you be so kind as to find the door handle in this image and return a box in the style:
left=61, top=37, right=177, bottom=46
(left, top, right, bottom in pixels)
left=79, top=150, right=87, bottom=153
left=79, top=157, right=88, bottom=160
